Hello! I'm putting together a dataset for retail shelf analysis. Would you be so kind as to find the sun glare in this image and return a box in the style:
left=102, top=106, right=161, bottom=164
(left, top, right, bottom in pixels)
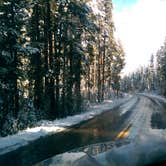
left=113, top=0, right=166, bottom=74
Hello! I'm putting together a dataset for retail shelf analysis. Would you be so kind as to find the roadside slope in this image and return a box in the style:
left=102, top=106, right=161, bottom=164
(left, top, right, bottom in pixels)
left=0, top=96, right=132, bottom=156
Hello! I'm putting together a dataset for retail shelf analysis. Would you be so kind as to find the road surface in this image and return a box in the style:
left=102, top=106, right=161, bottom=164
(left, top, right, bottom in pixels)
left=0, top=94, right=166, bottom=166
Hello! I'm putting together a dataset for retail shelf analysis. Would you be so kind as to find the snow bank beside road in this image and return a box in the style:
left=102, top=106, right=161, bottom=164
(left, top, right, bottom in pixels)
left=140, top=93, right=166, bottom=104
left=0, top=96, right=131, bottom=155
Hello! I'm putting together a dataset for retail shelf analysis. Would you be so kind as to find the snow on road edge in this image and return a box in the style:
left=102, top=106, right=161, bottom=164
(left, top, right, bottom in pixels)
left=140, top=93, right=166, bottom=103
left=0, top=95, right=132, bottom=155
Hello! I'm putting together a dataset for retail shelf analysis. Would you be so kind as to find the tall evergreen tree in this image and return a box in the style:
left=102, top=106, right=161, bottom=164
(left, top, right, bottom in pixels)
left=0, top=0, right=28, bottom=118
left=28, top=2, right=44, bottom=111
left=0, top=0, right=30, bottom=135
left=156, top=39, right=166, bottom=96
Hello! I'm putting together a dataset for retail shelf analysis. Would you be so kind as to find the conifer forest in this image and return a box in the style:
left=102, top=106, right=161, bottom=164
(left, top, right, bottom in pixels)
left=0, top=0, right=126, bottom=136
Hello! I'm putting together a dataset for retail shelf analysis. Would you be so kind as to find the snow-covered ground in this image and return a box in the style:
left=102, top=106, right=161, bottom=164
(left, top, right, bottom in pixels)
left=140, top=93, right=166, bottom=104
left=0, top=96, right=132, bottom=155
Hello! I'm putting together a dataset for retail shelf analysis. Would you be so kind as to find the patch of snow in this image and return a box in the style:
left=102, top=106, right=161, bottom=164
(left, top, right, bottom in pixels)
left=58, top=152, right=86, bottom=164
left=35, top=152, right=87, bottom=166
left=87, top=0, right=105, bottom=16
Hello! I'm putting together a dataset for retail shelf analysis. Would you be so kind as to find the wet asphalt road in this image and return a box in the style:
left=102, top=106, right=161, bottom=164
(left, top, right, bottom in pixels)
left=0, top=96, right=139, bottom=166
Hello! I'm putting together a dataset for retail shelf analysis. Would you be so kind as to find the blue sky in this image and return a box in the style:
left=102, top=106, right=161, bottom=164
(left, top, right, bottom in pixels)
left=112, top=0, right=138, bottom=11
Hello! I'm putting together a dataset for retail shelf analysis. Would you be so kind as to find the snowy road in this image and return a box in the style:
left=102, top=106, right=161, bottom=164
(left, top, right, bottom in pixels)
left=0, top=94, right=166, bottom=166
left=35, top=94, right=166, bottom=166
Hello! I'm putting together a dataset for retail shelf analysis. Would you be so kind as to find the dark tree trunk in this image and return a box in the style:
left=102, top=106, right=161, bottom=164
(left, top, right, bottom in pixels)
left=11, top=1, right=19, bottom=117
left=61, top=46, right=67, bottom=116
left=102, top=34, right=106, bottom=101
left=54, top=28, right=60, bottom=117
left=13, top=50, right=19, bottom=118
left=87, top=65, right=91, bottom=101
left=97, top=37, right=102, bottom=103
left=66, top=43, right=74, bottom=114
left=33, top=4, right=43, bottom=110
left=75, top=54, right=82, bottom=112
left=47, top=0, right=55, bottom=118
left=61, top=29, right=68, bottom=116
left=34, top=52, right=43, bottom=110
left=44, top=4, right=49, bottom=96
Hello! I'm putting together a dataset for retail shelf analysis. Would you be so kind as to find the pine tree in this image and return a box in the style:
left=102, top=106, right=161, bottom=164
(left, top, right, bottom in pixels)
left=111, top=41, right=125, bottom=97
left=28, top=2, right=44, bottom=111
left=0, top=0, right=30, bottom=135
left=149, top=54, right=155, bottom=91
left=0, top=0, right=28, bottom=118
left=156, top=40, right=166, bottom=96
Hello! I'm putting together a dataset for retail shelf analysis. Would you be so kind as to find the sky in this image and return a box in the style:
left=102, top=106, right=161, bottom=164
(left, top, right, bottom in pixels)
left=112, top=0, right=166, bottom=75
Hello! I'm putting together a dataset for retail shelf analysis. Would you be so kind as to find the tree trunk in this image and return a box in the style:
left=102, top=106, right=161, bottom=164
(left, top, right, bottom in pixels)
left=47, top=0, right=55, bottom=118
left=102, top=33, right=106, bottom=101
left=33, top=4, right=43, bottom=110
left=11, top=1, right=19, bottom=117
left=97, top=36, right=102, bottom=103
left=44, top=4, right=49, bottom=96
left=75, top=54, right=82, bottom=112
left=54, top=22, right=60, bottom=117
